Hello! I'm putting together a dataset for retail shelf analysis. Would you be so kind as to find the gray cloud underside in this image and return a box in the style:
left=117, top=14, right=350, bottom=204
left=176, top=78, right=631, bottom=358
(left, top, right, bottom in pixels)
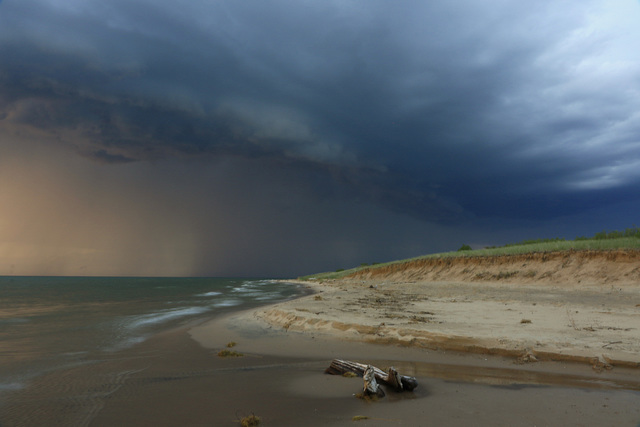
left=2, top=0, right=640, bottom=223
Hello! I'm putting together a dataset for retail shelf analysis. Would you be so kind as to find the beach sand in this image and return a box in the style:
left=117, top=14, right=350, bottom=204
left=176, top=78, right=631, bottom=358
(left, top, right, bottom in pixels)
left=255, top=250, right=640, bottom=367
left=5, top=251, right=640, bottom=426
left=8, top=308, right=639, bottom=426
left=187, top=250, right=640, bottom=425
left=187, top=300, right=640, bottom=426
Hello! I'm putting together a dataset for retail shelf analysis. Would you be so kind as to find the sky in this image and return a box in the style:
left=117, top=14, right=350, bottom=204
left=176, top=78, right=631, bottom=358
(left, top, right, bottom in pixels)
left=1, top=0, right=640, bottom=277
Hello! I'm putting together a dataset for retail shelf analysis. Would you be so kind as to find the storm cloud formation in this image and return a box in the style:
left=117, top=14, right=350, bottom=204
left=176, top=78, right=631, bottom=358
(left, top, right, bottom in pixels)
left=1, top=0, right=640, bottom=276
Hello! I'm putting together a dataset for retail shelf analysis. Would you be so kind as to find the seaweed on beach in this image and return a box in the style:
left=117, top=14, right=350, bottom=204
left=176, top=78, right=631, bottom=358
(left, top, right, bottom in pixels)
left=239, top=413, right=261, bottom=426
left=218, top=349, right=244, bottom=357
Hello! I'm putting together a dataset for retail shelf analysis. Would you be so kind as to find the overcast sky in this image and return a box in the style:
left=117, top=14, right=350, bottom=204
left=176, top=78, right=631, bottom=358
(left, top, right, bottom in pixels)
left=1, top=0, right=639, bottom=276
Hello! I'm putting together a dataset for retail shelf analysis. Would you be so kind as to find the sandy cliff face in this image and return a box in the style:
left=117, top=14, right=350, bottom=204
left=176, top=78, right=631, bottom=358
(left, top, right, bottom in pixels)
left=346, top=250, right=640, bottom=286
left=250, top=249, right=640, bottom=368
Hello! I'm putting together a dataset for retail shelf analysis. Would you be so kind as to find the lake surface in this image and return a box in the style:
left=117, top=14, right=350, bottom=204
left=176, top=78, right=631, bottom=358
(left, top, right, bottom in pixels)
left=0, top=276, right=307, bottom=403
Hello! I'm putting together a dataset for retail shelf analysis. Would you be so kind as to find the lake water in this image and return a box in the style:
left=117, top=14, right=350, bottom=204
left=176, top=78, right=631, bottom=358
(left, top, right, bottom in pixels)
left=0, top=276, right=307, bottom=402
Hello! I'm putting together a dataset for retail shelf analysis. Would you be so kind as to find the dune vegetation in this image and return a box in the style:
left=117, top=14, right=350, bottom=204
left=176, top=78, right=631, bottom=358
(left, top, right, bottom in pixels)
left=300, top=227, right=640, bottom=281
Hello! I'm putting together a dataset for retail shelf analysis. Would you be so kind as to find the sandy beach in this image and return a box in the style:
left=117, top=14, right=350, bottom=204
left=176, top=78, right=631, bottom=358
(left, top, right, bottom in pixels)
left=252, top=250, right=640, bottom=367
left=185, top=250, right=640, bottom=425
left=5, top=251, right=639, bottom=426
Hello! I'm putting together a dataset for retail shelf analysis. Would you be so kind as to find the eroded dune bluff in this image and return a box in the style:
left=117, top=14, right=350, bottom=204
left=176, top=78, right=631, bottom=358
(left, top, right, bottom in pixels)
left=254, top=248, right=640, bottom=367
left=346, top=249, right=640, bottom=285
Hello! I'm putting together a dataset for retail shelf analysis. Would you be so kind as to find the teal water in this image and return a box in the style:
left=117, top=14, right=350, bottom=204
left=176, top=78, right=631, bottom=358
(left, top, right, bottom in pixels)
left=0, top=276, right=306, bottom=397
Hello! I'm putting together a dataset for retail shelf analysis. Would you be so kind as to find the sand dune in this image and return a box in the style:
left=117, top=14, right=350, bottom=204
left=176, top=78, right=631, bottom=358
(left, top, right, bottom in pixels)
left=255, top=250, right=640, bottom=368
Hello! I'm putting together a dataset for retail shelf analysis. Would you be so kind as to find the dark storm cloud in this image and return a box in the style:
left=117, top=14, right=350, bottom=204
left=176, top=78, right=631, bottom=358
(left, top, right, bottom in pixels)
left=2, top=0, right=640, bottom=224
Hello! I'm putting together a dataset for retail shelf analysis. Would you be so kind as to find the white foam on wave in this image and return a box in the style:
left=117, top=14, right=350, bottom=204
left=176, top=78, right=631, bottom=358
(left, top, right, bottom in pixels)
left=254, top=293, right=280, bottom=301
left=126, top=306, right=211, bottom=330
left=231, top=280, right=275, bottom=294
left=245, top=279, right=276, bottom=286
left=212, top=299, right=242, bottom=308
left=196, top=291, right=222, bottom=297
left=228, top=280, right=293, bottom=301
left=231, top=285, right=255, bottom=293
left=106, top=307, right=212, bottom=352
left=234, top=291, right=263, bottom=298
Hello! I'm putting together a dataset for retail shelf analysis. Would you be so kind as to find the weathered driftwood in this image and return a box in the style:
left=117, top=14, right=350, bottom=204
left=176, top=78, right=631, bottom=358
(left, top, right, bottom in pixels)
left=363, top=365, right=385, bottom=397
left=325, top=359, right=418, bottom=392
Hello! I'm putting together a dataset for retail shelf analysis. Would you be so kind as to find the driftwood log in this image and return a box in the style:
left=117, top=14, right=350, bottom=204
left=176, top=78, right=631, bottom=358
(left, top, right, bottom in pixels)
left=363, top=365, right=385, bottom=397
left=325, top=359, right=418, bottom=392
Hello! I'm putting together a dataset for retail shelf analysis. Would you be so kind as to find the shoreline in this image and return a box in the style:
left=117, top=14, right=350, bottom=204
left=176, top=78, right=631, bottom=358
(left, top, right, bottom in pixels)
left=189, top=302, right=640, bottom=390
left=251, top=259, right=640, bottom=370
left=5, top=266, right=639, bottom=426
left=9, top=283, right=637, bottom=426
left=186, top=295, right=640, bottom=425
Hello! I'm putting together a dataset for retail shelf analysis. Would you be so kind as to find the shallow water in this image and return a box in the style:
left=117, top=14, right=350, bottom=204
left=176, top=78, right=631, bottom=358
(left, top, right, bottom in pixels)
left=0, top=277, right=307, bottom=403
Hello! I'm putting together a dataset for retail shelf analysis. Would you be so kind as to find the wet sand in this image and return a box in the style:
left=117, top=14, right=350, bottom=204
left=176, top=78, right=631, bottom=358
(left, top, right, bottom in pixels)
left=190, top=307, right=640, bottom=426
left=187, top=250, right=640, bottom=426
left=3, top=309, right=639, bottom=426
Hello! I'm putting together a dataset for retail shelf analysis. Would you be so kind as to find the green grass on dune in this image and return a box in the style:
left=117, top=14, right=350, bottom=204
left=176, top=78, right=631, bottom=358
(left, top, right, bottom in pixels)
left=300, top=235, right=640, bottom=281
